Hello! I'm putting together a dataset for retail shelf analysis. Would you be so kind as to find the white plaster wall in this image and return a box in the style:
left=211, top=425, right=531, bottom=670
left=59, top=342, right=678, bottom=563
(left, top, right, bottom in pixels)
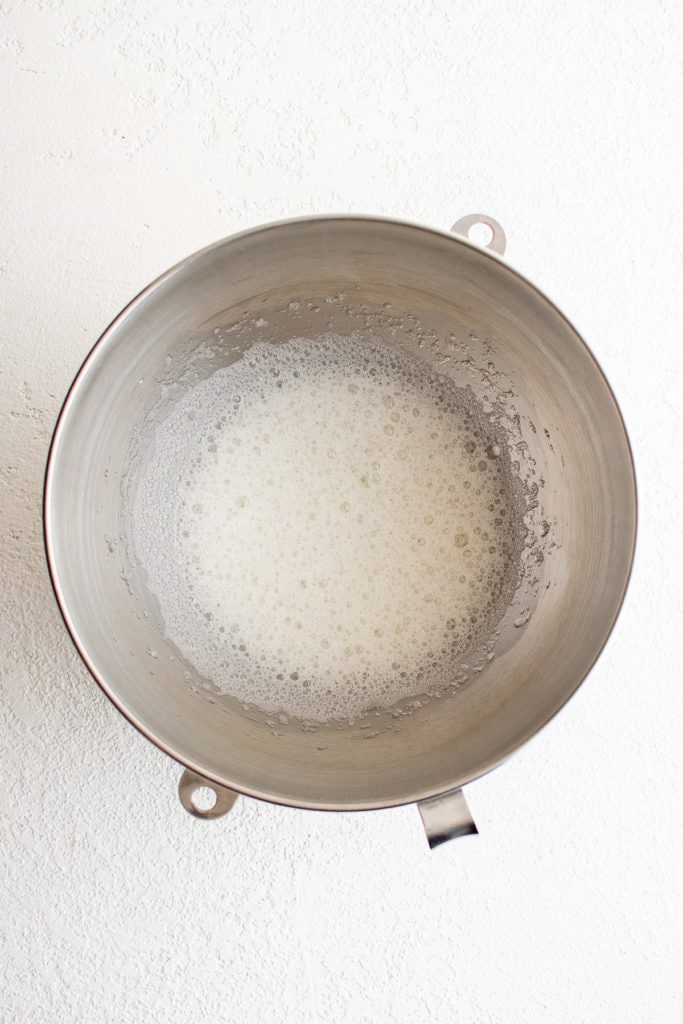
left=1, top=2, right=681, bottom=1021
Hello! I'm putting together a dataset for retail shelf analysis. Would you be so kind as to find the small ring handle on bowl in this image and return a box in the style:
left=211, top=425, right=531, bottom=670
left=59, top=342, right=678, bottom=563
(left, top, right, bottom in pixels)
left=451, top=214, right=506, bottom=256
left=178, top=768, right=239, bottom=819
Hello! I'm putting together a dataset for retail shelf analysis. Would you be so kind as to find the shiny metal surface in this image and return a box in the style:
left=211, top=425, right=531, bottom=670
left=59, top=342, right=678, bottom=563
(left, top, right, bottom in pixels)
left=418, top=788, right=478, bottom=848
left=44, top=214, right=637, bottom=815
left=178, top=769, right=239, bottom=819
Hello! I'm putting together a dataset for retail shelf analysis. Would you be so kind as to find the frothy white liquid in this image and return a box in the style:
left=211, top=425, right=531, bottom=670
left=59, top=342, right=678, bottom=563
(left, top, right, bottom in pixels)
left=132, top=334, right=524, bottom=721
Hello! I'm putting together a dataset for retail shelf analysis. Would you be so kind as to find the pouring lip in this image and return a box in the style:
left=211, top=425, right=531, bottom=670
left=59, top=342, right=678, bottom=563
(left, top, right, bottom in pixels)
left=42, top=212, right=638, bottom=813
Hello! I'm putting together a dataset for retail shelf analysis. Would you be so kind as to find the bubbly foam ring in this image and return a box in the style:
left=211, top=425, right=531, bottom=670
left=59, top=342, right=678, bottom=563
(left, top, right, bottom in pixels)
left=132, top=332, right=525, bottom=721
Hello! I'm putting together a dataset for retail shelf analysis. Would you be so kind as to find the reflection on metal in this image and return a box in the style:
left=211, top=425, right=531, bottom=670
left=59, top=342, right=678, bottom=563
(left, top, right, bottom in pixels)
left=418, top=788, right=478, bottom=848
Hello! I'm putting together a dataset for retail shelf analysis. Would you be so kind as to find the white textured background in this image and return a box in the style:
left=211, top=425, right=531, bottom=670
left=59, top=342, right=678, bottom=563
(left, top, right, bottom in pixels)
left=2, top=3, right=682, bottom=1021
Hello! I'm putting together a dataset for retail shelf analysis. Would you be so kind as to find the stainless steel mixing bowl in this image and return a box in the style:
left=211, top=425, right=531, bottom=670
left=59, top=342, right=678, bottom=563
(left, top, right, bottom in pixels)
left=44, top=214, right=636, bottom=845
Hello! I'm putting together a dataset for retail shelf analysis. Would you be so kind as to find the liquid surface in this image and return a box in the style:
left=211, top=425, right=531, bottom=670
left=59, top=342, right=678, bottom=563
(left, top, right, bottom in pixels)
left=132, top=333, right=525, bottom=721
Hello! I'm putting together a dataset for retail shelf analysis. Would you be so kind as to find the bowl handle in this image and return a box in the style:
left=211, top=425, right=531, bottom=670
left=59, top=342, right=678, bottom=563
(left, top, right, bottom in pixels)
left=451, top=213, right=507, bottom=256
left=178, top=768, right=239, bottom=819
left=418, top=788, right=478, bottom=848
left=177, top=769, right=477, bottom=844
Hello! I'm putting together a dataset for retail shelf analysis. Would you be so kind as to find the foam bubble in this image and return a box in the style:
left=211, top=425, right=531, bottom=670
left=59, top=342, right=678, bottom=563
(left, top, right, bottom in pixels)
left=132, top=332, right=525, bottom=721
